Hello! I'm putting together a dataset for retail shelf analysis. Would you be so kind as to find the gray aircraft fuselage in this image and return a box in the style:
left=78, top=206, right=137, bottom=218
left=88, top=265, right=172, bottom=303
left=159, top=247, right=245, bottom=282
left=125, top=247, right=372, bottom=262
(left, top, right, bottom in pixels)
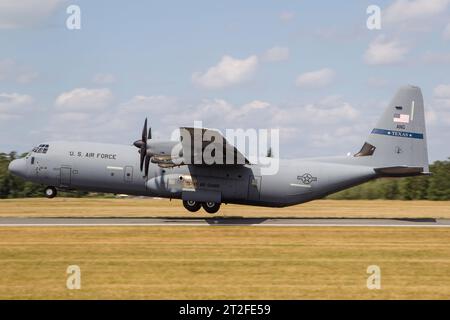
left=9, top=140, right=376, bottom=207
left=8, top=86, right=430, bottom=213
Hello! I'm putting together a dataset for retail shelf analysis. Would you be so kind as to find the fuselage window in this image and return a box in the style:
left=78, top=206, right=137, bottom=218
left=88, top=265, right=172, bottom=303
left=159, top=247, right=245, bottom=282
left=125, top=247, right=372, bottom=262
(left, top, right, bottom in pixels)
left=31, top=157, right=35, bottom=165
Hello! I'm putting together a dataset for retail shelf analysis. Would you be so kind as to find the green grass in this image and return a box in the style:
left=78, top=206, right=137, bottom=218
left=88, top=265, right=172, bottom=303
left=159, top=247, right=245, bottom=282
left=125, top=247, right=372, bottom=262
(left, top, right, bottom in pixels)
left=0, top=226, right=449, bottom=299
left=1, top=198, right=450, bottom=218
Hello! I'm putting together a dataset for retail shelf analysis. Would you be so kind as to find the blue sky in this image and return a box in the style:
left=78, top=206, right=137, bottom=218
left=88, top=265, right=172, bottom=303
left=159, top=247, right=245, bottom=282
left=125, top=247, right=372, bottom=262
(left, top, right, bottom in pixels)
left=1, top=0, right=450, bottom=161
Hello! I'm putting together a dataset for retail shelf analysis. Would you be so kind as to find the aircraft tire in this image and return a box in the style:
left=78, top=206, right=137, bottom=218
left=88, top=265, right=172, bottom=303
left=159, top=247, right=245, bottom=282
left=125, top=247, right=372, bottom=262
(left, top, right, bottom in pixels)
left=183, top=200, right=202, bottom=212
left=44, top=186, right=57, bottom=199
left=202, top=201, right=220, bottom=214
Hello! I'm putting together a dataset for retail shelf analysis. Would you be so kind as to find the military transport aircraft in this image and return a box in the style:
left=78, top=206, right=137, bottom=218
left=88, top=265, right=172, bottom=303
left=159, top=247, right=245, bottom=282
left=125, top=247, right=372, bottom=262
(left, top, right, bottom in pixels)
left=8, top=85, right=429, bottom=213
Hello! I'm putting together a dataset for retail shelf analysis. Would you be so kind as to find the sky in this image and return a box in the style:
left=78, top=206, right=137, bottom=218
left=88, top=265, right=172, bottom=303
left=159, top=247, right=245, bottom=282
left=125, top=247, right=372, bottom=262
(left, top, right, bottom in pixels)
left=1, top=0, right=450, bottom=161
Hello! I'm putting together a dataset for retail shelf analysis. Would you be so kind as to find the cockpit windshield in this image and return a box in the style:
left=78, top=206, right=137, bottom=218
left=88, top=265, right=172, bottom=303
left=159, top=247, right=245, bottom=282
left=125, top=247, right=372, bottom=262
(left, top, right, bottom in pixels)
left=32, top=144, right=49, bottom=154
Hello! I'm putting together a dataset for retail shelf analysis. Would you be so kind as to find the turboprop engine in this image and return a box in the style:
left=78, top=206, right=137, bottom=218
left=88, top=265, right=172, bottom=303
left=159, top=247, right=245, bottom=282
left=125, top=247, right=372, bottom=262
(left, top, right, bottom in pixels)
left=146, top=174, right=195, bottom=195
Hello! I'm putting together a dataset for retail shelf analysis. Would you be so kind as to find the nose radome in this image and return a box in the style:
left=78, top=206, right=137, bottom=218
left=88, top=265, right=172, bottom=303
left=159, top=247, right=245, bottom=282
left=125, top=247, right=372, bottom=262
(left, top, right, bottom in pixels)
left=8, top=159, right=27, bottom=178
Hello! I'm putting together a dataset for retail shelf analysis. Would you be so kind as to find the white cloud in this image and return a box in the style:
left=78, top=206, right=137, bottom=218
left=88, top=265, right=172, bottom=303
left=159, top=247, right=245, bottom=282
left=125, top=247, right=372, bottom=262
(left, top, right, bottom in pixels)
left=160, top=98, right=235, bottom=127
left=268, top=96, right=361, bottom=152
left=55, top=88, right=114, bottom=111
left=0, top=92, right=33, bottom=120
left=92, top=73, right=117, bottom=84
left=268, top=96, right=360, bottom=150
left=295, top=68, right=335, bottom=88
left=44, top=111, right=115, bottom=141
left=0, top=0, right=65, bottom=29
left=0, top=59, right=38, bottom=83
left=263, top=46, right=290, bottom=62
left=292, top=96, right=358, bottom=124
left=53, top=112, right=90, bottom=122
left=364, top=36, right=409, bottom=65
left=220, top=100, right=272, bottom=124
left=192, top=55, right=258, bottom=89
left=241, top=100, right=270, bottom=111
left=384, top=0, right=450, bottom=25
left=117, top=96, right=273, bottom=133
left=119, top=95, right=178, bottom=114
left=434, top=84, right=450, bottom=99
left=36, top=88, right=369, bottom=159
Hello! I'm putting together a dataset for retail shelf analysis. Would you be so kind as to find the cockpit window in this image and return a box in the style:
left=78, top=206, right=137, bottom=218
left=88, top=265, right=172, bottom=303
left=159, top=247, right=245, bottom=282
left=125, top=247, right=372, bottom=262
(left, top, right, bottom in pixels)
left=32, top=144, right=49, bottom=154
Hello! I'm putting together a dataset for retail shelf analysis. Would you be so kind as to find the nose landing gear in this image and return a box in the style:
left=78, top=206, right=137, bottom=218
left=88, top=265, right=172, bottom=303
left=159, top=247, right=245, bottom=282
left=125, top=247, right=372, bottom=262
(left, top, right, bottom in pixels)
left=44, top=186, right=57, bottom=199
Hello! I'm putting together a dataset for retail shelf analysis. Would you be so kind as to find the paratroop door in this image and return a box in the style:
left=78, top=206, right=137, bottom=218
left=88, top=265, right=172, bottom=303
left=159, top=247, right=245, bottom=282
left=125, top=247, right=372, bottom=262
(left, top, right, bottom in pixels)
left=60, top=167, right=72, bottom=187
left=124, top=166, right=133, bottom=183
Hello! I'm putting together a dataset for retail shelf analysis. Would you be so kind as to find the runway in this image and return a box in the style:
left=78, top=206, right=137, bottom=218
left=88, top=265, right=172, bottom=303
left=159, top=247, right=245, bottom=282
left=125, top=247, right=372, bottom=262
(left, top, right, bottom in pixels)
left=0, top=217, right=450, bottom=227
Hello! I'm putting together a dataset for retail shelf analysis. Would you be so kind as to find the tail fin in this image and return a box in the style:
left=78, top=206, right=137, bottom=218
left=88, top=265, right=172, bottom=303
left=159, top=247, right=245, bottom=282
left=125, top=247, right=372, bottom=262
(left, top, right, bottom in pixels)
left=355, top=85, right=429, bottom=176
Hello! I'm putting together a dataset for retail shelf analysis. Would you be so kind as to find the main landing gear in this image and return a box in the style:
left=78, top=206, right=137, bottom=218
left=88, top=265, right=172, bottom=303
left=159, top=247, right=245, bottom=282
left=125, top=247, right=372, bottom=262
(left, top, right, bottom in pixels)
left=202, top=201, right=221, bottom=214
left=44, top=186, right=57, bottom=198
left=183, top=200, right=221, bottom=214
left=183, top=200, right=202, bottom=212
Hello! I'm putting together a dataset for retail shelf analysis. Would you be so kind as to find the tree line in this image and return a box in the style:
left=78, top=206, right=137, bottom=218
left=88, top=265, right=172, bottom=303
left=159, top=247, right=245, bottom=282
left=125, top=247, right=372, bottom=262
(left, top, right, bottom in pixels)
left=329, top=160, right=450, bottom=200
left=1, top=151, right=449, bottom=200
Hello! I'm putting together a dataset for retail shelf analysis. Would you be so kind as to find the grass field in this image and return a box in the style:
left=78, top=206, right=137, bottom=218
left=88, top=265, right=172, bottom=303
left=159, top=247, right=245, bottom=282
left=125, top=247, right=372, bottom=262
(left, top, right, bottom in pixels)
left=0, top=198, right=450, bottom=218
left=0, top=226, right=449, bottom=299
left=1, top=198, right=450, bottom=299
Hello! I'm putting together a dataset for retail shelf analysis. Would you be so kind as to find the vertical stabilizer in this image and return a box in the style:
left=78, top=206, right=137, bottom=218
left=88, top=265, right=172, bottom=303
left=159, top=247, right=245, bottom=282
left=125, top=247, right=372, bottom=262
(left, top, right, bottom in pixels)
left=355, top=85, right=429, bottom=175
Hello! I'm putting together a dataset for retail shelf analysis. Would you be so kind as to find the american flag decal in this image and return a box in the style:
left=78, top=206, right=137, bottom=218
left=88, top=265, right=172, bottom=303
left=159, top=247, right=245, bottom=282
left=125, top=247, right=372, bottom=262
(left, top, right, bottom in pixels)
left=393, top=113, right=410, bottom=123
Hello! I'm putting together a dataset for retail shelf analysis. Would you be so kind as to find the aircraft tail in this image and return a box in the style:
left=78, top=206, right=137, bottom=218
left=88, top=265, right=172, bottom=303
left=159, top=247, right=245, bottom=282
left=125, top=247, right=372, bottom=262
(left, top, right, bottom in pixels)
left=354, top=85, right=430, bottom=176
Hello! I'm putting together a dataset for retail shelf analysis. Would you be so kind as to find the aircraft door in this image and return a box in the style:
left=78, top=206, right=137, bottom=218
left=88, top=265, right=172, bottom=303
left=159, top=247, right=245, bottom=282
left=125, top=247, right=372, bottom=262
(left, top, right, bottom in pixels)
left=60, top=167, right=72, bottom=187
left=29, top=156, right=38, bottom=176
left=124, top=166, right=133, bottom=183
left=247, top=176, right=261, bottom=200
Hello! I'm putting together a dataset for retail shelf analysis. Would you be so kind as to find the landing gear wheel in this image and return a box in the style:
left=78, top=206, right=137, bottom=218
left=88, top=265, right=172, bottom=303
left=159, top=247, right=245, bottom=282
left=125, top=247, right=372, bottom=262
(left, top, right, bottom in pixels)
left=202, top=201, right=221, bottom=214
left=183, top=200, right=201, bottom=212
left=44, top=186, right=57, bottom=199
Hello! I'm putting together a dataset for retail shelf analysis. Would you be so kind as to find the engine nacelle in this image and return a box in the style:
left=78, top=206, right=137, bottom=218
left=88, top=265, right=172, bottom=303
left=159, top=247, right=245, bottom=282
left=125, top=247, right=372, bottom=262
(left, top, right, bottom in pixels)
left=146, top=174, right=194, bottom=195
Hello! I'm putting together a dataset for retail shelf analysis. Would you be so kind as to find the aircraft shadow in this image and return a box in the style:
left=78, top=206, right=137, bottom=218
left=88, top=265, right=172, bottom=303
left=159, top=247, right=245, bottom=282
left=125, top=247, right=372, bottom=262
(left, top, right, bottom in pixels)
left=42, top=216, right=438, bottom=225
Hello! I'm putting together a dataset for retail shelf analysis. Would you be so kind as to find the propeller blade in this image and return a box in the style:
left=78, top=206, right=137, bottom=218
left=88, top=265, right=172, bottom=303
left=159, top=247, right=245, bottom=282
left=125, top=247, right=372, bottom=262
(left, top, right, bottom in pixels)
left=142, top=118, right=148, bottom=142
left=138, top=118, right=148, bottom=172
left=140, top=146, right=146, bottom=171
left=135, top=118, right=150, bottom=173
left=144, top=155, right=151, bottom=177
left=148, top=127, right=152, bottom=140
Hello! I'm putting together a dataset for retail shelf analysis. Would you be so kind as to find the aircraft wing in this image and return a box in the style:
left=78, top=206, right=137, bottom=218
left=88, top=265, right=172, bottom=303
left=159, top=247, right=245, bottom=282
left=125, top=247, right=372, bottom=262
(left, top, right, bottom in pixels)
left=179, top=127, right=250, bottom=166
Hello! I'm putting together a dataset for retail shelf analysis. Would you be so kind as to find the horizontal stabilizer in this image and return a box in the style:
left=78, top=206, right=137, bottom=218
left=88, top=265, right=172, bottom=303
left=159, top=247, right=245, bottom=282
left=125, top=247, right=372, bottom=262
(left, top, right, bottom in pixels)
left=374, top=166, right=431, bottom=177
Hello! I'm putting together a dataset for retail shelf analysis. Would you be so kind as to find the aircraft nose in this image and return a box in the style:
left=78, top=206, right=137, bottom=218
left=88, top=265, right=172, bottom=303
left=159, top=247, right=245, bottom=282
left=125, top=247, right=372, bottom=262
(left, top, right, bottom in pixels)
left=8, top=159, right=27, bottom=178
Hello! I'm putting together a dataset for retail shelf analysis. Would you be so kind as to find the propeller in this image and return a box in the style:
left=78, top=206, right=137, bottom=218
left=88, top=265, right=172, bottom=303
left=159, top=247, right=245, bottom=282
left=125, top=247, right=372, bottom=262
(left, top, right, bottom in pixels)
left=133, top=118, right=152, bottom=177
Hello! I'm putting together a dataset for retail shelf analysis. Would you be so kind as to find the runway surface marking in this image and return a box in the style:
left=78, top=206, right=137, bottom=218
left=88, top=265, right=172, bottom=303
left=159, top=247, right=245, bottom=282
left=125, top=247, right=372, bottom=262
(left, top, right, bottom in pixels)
left=0, top=217, right=449, bottom=228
